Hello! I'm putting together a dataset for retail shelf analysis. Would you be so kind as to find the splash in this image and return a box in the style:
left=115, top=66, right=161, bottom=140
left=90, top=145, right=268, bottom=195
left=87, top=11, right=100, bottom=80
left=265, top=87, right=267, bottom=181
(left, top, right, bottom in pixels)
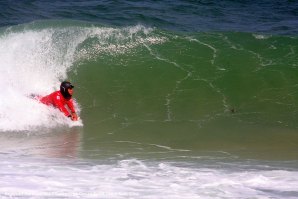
left=0, top=22, right=162, bottom=131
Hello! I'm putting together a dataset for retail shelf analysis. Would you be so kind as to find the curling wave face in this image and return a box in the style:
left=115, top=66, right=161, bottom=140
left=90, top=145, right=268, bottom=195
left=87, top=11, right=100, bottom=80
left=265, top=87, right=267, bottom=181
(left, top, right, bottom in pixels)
left=0, top=22, right=162, bottom=131
left=0, top=21, right=298, bottom=160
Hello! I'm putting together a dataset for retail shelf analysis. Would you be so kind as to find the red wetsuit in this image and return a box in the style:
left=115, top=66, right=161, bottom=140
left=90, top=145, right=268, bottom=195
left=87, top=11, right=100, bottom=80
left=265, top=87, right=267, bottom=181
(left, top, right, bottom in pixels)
left=39, top=91, right=75, bottom=117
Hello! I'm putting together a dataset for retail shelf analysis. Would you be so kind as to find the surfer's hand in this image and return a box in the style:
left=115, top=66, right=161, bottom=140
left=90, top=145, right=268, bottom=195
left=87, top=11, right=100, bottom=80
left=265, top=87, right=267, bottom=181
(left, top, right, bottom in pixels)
left=71, top=112, right=78, bottom=121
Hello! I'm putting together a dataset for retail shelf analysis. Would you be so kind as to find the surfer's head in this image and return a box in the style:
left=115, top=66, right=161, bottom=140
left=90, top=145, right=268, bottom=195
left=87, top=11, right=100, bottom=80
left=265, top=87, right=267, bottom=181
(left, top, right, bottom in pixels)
left=60, top=81, right=74, bottom=99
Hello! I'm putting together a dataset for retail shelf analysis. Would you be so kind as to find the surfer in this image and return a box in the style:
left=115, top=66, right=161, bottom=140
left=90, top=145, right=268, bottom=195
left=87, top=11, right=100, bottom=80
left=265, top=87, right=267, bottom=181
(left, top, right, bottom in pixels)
left=38, top=81, right=78, bottom=121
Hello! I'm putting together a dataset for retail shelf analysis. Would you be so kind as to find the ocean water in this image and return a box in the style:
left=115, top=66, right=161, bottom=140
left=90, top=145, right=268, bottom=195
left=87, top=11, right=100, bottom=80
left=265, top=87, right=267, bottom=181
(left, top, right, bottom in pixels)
left=0, top=1, right=298, bottom=198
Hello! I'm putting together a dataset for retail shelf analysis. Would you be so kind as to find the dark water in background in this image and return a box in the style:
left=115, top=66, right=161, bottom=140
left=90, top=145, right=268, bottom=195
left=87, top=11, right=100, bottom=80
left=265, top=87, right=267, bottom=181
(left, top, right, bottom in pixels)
left=1, top=0, right=298, bottom=34
left=0, top=1, right=298, bottom=198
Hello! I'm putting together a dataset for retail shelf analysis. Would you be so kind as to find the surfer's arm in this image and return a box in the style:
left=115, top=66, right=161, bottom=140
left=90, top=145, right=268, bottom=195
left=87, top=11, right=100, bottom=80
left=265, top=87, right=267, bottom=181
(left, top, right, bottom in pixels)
left=66, top=99, right=78, bottom=121
left=66, top=99, right=76, bottom=113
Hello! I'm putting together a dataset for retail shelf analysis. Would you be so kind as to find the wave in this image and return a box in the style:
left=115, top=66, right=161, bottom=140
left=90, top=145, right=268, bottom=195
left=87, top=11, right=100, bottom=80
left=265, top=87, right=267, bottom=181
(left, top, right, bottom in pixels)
left=0, top=21, right=165, bottom=131
left=0, top=20, right=298, bottom=134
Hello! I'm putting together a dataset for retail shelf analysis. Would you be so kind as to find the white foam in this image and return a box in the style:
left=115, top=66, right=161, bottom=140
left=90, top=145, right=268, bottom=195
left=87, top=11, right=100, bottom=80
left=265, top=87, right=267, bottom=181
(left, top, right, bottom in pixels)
left=253, top=34, right=271, bottom=40
left=0, top=158, right=297, bottom=198
left=0, top=28, right=84, bottom=131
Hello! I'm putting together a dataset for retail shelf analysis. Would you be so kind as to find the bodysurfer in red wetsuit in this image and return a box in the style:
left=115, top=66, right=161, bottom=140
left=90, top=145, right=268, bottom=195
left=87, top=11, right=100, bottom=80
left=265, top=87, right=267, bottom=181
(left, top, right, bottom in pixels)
left=39, top=81, right=78, bottom=121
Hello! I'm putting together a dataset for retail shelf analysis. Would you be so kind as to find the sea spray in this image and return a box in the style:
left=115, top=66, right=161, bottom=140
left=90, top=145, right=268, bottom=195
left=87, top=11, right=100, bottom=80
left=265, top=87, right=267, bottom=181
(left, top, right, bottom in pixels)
left=0, top=23, right=165, bottom=131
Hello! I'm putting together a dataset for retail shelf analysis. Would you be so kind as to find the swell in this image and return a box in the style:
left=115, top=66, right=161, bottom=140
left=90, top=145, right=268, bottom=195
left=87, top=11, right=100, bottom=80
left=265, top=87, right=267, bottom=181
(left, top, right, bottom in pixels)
left=75, top=29, right=298, bottom=159
left=0, top=20, right=297, bottom=159
left=1, top=20, right=298, bottom=133
left=76, top=31, right=298, bottom=129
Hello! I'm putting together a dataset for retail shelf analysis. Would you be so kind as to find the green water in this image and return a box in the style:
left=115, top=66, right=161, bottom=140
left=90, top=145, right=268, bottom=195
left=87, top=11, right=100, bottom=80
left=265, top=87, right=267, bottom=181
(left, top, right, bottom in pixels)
left=1, top=22, right=296, bottom=160
left=67, top=31, right=298, bottom=160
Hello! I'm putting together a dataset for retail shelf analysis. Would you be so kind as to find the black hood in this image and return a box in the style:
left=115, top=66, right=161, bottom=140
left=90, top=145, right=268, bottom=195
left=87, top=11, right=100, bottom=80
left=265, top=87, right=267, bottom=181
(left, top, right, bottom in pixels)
left=60, top=81, right=74, bottom=100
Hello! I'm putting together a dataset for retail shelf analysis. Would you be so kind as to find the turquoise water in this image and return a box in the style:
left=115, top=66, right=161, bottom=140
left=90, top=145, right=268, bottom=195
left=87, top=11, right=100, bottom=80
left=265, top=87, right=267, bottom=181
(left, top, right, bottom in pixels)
left=0, top=1, right=298, bottom=198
